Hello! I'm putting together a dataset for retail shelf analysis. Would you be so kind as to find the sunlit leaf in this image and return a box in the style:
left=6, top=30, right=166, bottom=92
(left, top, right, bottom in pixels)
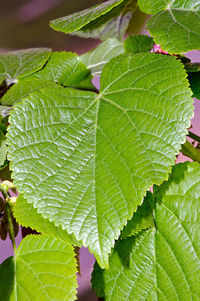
left=7, top=53, right=193, bottom=268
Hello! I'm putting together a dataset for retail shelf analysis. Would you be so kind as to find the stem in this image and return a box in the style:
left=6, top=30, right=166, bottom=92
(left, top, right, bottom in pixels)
left=188, top=131, right=200, bottom=143
left=5, top=202, right=16, bottom=253
left=181, top=140, right=200, bottom=162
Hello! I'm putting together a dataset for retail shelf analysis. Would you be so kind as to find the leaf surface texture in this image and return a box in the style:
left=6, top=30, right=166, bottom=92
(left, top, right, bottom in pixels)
left=7, top=53, right=193, bottom=268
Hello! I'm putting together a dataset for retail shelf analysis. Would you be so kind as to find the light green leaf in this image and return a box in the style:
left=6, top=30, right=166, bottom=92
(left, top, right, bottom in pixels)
left=188, top=72, right=200, bottom=100
left=50, top=0, right=126, bottom=34
left=30, top=52, right=94, bottom=90
left=0, top=235, right=77, bottom=301
left=0, top=105, right=11, bottom=117
left=120, top=191, right=155, bottom=239
left=138, top=0, right=200, bottom=53
left=72, top=0, right=135, bottom=41
left=14, top=194, right=80, bottom=246
left=7, top=53, right=193, bottom=268
left=80, top=38, right=124, bottom=76
left=0, top=48, right=51, bottom=83
left=92, top=162, right=200, bottom=300
left=124, top=34, right=154, bottom=53
left=0, top=79, right=56, bottom=107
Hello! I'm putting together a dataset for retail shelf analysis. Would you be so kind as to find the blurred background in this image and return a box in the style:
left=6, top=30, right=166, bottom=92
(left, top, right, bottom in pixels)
left=0, top=1, right=200, bottom=301
left=0, top=0, right=100, bottom=53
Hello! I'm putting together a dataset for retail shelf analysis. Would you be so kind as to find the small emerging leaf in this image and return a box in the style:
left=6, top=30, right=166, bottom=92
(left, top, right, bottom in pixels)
left=124, top=34, right=154, bottom=53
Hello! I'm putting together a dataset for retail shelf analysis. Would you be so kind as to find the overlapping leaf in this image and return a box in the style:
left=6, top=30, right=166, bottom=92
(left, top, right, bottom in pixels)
left=124, top=34, right=154, bottom=53
left=138, top=0, right=200, bottom=53
left=0, top=235, right=77, bottom=301
left=80, top=38, right=124, bottom=76
left=0, top=52, right=94, bottom=107
left=120, top=191, right=154, bottom=239
left=14, top=194, right=80, bottom=246
left=0, top=48, right=51, bottom=83
left=7, top=53, right=193, bottom=268
left=92, top=162, right=200, bottom=300
left=50, top=0, right=126, bottom=34
left=188, top=72, right=200, bottom=100
left=0, top=79, right=55, bottom=107
left=29, top=52, right=94, bottom=90
left=71, top=0, right=135, bottom=41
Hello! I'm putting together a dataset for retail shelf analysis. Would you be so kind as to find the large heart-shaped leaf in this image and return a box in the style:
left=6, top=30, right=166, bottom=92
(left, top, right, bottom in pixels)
left=0, top=48, right=51, bottom=84
left=138, top=0, right=200, bottom=53
left=92, top=162, right=200, bottom=300
left=7, top=53, right=193, bottom=268
left=50, top=0, right=126, bottom=34
left=0, top=235, right=77, bottom=301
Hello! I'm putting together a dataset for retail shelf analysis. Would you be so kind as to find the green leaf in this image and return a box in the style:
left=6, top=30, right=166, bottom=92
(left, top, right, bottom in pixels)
left=120, top=191, right=154, bottom=239
left=0, top=235, right=77, bottom=301
left=80, top=38, right=124, bottom=76
left=14, top=194, right=80, bottom=246
left=30, top=52, right=94, bottom=90
left=0, top=79, right=56, bottom=107
left=0, top=48, right=51, bottom=83
left=138, top=0, right=200, bottom=53
left=0, top=130, right=7, bottom=167
left=124, top=35, right=154, bottom=53
left=188, top=72, right=200, bottom=100
left=50, top=0, right=126, bottom=34
left=0, top=106, right=11, bottom=117
left=0, top=257, right=15, bottom=301
left=7, top=53, right=193, bottom=268
left=71, top=0, right=135, bottom=41
left=92, top=162, right=200, bottom=300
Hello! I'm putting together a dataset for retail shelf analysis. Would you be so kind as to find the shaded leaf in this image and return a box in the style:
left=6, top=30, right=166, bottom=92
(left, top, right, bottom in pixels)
left=0, top=79, right=56, bottom=107
left=188, top=72, right=200, bottom=100
left=7, top=53, right=193, bottom=268
left=80, top=38, right=124, bottom=76
left=0, top=235, right=77, bottom=301
left=120, top=191, right=154, bottom=239
left=0, top=48, right=51, bottom=83
left=138, top=0, right=200, bottom=53
left=50, top=0, right=126, bottom=34
left=92, top=162, right=200, bottom=300
left=124, top=34, right=154, bottom=53
left=72, top=0, right=135, bottom=41
left=0, top=257, right=14, bottom=301
left=30, top=52, right=94, bottom=90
